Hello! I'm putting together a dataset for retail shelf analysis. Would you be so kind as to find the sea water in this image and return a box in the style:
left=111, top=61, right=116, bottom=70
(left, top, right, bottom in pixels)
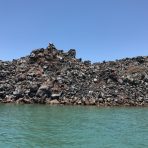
left=0, top=104, right=148, bottom=148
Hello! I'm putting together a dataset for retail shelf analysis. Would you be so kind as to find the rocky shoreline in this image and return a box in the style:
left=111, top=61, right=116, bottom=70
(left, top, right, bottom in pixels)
left=0, top=43, right=148, bottom=106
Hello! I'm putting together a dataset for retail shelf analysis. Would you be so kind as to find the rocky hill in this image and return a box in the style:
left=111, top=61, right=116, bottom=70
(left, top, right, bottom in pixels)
left=0, top=43, right=148, bottom=106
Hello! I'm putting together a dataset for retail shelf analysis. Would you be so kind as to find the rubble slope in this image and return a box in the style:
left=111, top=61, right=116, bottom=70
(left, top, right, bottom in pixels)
left=0, top=43, right=148, bottom=106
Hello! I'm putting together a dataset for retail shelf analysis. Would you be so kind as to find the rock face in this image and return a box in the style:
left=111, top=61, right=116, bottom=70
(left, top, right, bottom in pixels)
left=0, top=43, right=148, bottom=106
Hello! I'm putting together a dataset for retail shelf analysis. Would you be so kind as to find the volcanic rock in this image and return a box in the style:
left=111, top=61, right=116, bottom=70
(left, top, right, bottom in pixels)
left=0, top=43, right=148, bottom=106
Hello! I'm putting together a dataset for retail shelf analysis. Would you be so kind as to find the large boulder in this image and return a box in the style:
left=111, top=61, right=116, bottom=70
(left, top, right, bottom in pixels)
left=36, top=84, right=51, bottom=99
left=67, top=49, right=76, bottom=58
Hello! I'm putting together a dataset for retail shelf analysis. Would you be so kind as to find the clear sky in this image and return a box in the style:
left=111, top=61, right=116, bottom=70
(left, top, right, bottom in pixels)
left=0, top=0, right=148, bottom=62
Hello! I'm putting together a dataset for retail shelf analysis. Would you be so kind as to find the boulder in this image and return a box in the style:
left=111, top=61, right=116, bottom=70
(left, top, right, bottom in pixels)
left=67, top=49, right=76, bottom=58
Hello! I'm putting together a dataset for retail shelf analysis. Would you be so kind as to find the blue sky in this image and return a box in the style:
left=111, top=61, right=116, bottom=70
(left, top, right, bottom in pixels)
left=0, top=0, right=148, bottom=62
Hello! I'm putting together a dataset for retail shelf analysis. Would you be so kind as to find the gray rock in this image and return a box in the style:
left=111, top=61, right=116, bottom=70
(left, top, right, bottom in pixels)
left=67, top=49, right=76, bottom=58
left=51, top=92, right=63, bottom=99
left=36, top=84, right=51, bottom=99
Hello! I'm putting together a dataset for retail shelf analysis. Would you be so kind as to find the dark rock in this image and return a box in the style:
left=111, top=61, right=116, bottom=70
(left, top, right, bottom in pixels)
left=0, top=43, right=147, bottom=106
left=67, top=49, right=76, bottom=58
left=84, top=60, right=91, bottom=65
left=13, top=88, right=23, bottom=98
left=0, top=91, right=5, bottom=98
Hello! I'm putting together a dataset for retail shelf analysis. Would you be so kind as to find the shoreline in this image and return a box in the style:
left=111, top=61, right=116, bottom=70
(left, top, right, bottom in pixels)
left=1, top=98, right=148, bottom=107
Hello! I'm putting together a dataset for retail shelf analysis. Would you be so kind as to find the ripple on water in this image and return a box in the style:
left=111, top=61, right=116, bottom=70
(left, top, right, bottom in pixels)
left=0, top=104, right=148, bottom=148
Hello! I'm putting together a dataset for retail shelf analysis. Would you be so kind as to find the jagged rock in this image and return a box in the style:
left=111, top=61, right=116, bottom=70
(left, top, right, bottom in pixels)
left=84, top=60, right=91, bottom=65
left=0, top=91, right=5, bottom=98
left=67, top=49, right=76, bottom=58
left=0, top=43, right=147, bottom=106
left=13, top=87, right=23, bottom=98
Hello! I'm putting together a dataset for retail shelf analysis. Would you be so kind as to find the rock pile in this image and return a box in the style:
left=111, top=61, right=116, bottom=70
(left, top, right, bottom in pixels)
left=0, top=43, right=148, bottom=106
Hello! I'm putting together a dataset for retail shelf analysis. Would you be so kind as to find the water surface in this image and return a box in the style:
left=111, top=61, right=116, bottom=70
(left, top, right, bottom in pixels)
left=0, top=104, right=148, bottom=148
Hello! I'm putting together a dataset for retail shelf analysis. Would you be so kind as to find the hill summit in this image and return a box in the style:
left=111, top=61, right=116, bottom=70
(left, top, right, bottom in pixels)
left=0, top=43, right=148, bottom=106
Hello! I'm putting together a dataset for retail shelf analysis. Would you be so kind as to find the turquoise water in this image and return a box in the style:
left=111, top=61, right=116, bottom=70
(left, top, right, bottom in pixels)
left=0, top=104, right=148, bottom=148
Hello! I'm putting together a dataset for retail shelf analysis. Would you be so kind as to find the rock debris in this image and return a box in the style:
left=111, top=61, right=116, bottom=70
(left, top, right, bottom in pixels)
left=0, top=43, right=148, bottom=106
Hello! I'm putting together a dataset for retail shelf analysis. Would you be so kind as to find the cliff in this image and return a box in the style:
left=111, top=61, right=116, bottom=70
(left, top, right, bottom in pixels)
left=0, top=43, right=148, bottom=106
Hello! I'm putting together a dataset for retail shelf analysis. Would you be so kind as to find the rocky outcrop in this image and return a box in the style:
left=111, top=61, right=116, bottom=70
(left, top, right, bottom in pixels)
left=0, top=43, right=148, bottom=106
